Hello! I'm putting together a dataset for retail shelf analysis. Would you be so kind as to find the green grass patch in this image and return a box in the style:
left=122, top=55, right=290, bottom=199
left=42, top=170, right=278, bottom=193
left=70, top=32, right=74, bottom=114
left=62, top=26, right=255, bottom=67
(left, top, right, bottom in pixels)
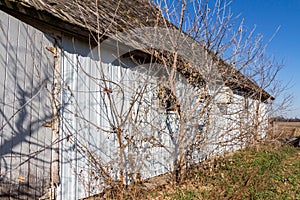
left=143, top=145, right=300, bottom=200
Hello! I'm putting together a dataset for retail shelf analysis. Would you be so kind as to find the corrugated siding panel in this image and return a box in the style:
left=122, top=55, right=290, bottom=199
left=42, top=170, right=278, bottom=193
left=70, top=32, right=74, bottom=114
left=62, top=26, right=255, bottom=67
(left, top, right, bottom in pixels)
left=60, top=37, right=98, bottom=199
left=59, top=36, right=180, bottom=199
left=0, top=11, right=54, bottom=199
left=59, top=35, right=269, bottom=199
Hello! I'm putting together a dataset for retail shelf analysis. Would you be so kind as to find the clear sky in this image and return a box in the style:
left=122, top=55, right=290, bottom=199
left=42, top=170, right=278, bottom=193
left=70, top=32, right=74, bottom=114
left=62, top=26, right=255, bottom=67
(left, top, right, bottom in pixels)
left=230, top=0, right=300, bottom=117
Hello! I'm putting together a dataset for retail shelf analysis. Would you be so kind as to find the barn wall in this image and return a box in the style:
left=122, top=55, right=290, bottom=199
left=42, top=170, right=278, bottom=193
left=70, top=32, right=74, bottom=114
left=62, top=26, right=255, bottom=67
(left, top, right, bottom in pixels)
left=58, top=35, right=213, bottom=199
left=208, top=89, right=269, bottom=155
left=0, top=7, right=271, bottom=200
left=57, top=35, right=271, bottom=199
left=59, top=36, right=105, bottom=199
left=58, top=36, right=179, bottom=199
left=0, top=11, right=54, bottom=199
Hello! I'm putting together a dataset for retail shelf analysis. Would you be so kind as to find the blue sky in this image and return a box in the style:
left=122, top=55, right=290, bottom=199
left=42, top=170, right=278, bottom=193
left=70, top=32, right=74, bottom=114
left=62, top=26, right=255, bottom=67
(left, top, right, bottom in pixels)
left=230, top=0, right=300, bottom=117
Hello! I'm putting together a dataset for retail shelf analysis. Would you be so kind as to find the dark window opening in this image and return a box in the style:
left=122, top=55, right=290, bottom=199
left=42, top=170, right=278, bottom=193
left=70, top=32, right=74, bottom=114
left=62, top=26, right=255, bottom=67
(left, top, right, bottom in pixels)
left=157, top=84, right=179, bottom=112
left=244, top=98, right=249, bottom=109
left=217, top=103, right=228, bottom=115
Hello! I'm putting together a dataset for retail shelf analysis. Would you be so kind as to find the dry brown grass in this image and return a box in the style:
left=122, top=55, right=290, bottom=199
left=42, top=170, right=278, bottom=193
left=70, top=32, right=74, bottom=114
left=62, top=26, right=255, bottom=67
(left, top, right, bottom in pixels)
left=142, top=145, right=300, bottom=200
left=82, top=145, right=300, bottom=200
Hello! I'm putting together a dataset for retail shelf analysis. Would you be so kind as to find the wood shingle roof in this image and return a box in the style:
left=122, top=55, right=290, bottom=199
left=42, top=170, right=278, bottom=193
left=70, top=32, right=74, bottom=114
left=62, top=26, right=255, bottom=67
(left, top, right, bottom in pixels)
left=0, top=0, right=274, bottom=101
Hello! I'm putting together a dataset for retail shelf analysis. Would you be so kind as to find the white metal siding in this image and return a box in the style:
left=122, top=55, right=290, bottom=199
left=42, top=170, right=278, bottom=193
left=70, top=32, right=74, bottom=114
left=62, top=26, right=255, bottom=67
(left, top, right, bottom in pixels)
left=58, top=36, right=270, bottom=199
left=0, top=10, right=54, bottom=199
left=0, top=9, right=270, bottom=200
left=59, top=36, right=182, bottom=199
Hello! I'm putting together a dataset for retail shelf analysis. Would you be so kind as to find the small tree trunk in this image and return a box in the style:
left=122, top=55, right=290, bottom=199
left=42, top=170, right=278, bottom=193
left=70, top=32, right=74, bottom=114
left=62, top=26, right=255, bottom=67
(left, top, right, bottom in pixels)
left=117, top=126, right=124, bottom=200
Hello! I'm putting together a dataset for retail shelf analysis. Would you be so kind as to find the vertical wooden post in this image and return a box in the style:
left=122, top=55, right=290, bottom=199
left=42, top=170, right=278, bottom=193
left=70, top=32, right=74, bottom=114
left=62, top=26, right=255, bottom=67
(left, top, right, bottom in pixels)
left=45, top=43, right=61, bottom=199
left=52, top=44, right=61, bottom=186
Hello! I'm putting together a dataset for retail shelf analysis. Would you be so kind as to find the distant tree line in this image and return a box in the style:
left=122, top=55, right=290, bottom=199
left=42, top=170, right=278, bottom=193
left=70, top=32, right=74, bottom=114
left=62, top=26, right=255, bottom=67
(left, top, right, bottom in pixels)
left=270, top=116, right=300, bottom=122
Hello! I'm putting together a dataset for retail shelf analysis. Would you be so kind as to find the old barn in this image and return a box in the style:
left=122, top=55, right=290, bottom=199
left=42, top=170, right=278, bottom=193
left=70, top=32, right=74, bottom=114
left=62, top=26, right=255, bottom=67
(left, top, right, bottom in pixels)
left=0, top=0, right=273, bottom=199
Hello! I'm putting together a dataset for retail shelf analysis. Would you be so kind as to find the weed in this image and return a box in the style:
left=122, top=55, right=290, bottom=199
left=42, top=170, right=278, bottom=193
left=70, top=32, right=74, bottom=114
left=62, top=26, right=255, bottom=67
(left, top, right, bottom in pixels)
left=142, top=145, right=300, bottom=200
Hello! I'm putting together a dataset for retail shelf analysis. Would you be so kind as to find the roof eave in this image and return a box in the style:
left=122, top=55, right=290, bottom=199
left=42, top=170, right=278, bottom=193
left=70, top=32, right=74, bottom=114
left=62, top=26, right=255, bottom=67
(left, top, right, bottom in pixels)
left=0, top=0, right=100, bottom=42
